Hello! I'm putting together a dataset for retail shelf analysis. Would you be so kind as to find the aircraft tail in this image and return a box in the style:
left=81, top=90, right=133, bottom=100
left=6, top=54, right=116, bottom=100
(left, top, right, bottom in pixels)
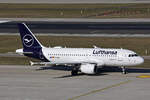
left=18, top=23, right=43, bottom=50
left=18, top=23, right=47, bottom=61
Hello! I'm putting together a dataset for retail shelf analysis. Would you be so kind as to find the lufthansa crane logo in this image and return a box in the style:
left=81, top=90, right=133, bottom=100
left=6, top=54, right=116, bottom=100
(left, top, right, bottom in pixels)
left=23, top=34, right=34, bottom=47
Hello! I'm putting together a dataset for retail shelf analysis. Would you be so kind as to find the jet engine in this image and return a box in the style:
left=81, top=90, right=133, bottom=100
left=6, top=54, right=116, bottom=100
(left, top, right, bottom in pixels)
left=80, top=63, right=96, bottom=74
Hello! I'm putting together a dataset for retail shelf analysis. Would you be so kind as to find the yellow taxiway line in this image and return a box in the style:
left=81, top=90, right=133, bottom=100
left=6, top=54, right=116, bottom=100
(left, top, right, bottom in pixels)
left=68, top=80, right=131, bottom=100
left=137, top=75, right=150, bottom=78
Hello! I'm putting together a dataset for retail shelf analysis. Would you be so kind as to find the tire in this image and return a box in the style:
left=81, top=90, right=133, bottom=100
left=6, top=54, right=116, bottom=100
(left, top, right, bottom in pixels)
left=71, top=70, right=78, bottom=76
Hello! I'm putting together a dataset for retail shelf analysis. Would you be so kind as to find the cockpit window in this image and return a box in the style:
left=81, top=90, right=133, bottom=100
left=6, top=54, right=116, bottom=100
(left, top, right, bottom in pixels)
left=128, top=54, right=138, bottom=57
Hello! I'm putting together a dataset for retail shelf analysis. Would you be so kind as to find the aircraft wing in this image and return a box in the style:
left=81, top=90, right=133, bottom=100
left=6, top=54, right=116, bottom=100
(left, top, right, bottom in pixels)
left=0, top=21, right=10, bottom=23
left=30, top=61, right=81, bottom=66
left=30, top=59, right=104, bottom=66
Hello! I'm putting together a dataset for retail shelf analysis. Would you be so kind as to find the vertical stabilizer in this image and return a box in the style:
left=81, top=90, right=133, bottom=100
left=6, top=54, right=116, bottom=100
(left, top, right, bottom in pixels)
left=18, top=23, right=48, bottom=61
left=18, top=23, right=43, bottom=51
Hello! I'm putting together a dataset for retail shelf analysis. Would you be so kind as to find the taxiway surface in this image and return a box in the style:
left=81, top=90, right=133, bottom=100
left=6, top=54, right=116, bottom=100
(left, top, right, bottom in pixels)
left=1, top=20, right=150, bottom=36
left=0, top=65, right=150, bottom=100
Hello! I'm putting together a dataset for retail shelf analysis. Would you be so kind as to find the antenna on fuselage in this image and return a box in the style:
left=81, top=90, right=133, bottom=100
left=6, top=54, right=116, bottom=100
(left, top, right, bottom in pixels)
left=93, top=45, right=100, bottom=48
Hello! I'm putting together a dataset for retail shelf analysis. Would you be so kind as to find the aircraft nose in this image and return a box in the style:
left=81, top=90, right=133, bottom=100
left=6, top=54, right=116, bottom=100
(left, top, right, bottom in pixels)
left=138, top=57, right=144, bottom=64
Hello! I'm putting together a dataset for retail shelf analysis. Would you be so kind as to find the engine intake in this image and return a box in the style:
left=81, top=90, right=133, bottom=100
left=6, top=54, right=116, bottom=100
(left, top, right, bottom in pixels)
left=80, top=63, right=96, bottom=74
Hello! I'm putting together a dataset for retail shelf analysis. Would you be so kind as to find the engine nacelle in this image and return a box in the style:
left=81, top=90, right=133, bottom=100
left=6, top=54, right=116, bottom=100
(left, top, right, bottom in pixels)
left=80, top=63, right=96, bottom=74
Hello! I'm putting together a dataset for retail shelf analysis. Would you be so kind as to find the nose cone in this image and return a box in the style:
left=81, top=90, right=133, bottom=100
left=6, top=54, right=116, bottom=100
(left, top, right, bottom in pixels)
left=138, top=57, right=144, bottom=65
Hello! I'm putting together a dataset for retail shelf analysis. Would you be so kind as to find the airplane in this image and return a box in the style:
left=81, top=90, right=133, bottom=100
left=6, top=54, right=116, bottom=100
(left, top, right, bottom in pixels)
left=16, top=23, right=144, bottom=75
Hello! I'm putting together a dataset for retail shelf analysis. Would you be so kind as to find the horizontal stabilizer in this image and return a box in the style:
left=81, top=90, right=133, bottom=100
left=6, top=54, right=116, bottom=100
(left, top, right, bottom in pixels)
left=30, top=61, right=51, bottom=66
left=23, top=52, right=33, bottom=54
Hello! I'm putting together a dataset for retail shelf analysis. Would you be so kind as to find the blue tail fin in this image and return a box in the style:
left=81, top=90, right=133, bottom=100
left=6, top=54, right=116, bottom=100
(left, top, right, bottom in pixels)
left=18, top=23, right=43, bottom=50
left=18, top=23, right=48, bottom=61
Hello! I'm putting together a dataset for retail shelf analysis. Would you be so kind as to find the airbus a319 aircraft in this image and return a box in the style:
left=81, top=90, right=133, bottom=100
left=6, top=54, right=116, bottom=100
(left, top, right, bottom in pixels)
left=16, top=23, right=144, bottom=75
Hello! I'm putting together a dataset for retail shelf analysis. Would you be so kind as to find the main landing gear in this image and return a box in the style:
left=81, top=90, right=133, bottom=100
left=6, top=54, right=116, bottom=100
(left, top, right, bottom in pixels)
left=71, top=66, right=79, bottom=76
left=121, top=66, right=127, bottom=74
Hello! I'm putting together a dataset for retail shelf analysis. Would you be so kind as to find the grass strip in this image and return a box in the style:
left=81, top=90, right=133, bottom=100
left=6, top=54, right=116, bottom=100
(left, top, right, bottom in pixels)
left=0, top=3, right=150, bottom=18
left=0, top=35, right=150, bottom=55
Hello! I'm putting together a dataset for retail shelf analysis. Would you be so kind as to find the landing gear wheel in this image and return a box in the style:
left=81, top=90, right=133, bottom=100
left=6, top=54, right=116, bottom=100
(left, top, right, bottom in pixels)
left=71, top=67, right=78, bottom=76
left=71, top=70, right=78, bottom=76
left=94, top=66, right=99, bottom=75
left=121, top=66, right=126, bottom=74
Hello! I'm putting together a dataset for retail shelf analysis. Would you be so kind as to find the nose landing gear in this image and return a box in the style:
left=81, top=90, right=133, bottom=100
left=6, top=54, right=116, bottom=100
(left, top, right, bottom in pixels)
left=121, top=66, right=127, bottom=74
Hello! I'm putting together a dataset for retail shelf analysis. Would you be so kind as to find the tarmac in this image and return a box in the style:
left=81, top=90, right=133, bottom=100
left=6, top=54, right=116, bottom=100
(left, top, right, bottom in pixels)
left=0, top=65, right=150, bottom=100
left=1, top=19, right=150, bottom=37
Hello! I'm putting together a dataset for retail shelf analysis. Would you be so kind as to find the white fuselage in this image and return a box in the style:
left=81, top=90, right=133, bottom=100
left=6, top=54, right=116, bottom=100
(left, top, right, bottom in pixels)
left=42, top=48, right=144, bottom=67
